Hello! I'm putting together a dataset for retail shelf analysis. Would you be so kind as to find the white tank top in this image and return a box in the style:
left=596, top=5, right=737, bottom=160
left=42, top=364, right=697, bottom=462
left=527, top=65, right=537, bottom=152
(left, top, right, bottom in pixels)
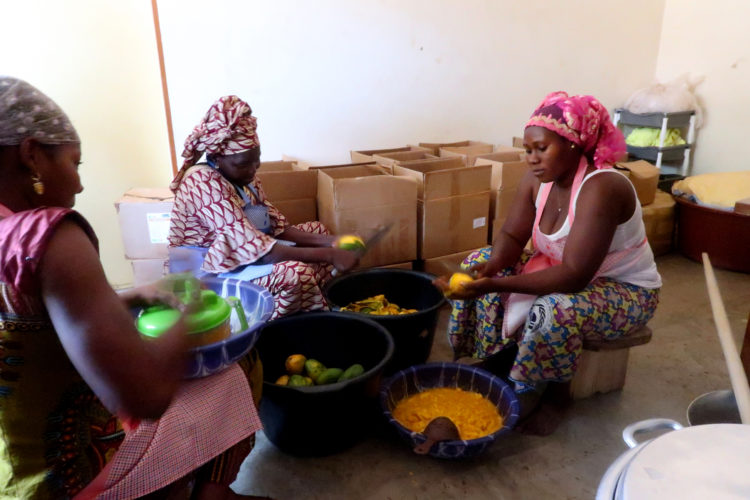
left=534, top=169, right=662, bottom=289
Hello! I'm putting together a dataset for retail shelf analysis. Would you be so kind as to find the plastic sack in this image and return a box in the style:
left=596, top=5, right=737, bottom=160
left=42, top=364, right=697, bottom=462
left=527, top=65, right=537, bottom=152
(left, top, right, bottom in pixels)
left=626, top=128, right=686, bottom=147
left=624, top=74, right=704, bottom=128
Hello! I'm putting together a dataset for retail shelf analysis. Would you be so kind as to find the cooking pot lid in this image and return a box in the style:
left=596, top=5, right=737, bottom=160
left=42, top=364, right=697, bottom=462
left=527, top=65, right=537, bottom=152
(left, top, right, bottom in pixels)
left=618, top=424, right=750, bottom=499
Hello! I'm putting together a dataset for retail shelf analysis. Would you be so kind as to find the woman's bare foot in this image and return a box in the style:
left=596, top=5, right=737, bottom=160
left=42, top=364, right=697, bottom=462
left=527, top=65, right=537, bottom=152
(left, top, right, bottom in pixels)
left=514, top=382, right=572, bottom=437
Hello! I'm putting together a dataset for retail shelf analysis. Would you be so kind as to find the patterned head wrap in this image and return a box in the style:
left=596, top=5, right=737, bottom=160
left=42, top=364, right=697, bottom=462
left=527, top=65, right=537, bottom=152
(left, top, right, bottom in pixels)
left=525, top=91, right=625, bottom=169
left=0, top=76, right=80, bottom=146
left=171, top=95, right=259, bottom=190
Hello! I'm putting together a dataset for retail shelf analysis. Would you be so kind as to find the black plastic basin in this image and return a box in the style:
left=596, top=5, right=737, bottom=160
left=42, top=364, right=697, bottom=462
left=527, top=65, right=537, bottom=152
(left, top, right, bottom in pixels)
left=255, top=312, right=394, bottom=456
left=323, top=269, right=446, bottom=374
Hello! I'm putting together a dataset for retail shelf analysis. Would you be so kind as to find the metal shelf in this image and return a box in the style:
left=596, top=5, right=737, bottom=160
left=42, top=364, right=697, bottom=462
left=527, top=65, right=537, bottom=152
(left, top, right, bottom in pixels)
left=613, top=108, right=696, bottom=176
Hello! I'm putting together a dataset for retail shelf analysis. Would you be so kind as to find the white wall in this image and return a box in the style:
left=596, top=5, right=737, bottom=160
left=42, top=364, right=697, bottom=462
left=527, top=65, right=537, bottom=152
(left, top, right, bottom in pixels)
left=159, top=0, right=665, bottom=165
left=1, top=0, right=173, bottom=286
left=3, top=1, right=671, bottom=285
left=655, top=0, right=750, bottom=175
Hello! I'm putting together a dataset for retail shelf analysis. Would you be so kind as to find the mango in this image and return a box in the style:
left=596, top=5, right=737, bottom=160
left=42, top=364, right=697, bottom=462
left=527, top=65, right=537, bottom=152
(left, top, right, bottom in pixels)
left=447, top=272, right=474, bottom=296
left=316, top=367, right=344, bottom=385
left=304, top=359, right=327, bottom=381
left=336, top=234, right=365, bottom=252
left=285, top=354, right=307, bottom=375
left=288, top=374, right=312, bottom=387
left=275, top=374, right=290, bottom=386
left=338, top=364, right=365, bottom=382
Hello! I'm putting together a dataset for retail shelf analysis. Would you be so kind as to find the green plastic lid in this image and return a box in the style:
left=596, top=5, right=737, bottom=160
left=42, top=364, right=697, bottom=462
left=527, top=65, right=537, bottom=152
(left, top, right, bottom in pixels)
left=136, top=289, right=231, bottom=338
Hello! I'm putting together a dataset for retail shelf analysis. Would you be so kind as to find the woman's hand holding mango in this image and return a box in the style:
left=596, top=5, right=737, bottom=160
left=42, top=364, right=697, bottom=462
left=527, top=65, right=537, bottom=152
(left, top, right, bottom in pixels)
left=329, top=248, right=360, bottom=272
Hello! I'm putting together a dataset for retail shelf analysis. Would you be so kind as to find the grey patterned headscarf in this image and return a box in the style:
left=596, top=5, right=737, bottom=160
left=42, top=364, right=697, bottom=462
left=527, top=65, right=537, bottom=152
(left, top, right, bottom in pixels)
left=0, top=76, right=80, bottom=146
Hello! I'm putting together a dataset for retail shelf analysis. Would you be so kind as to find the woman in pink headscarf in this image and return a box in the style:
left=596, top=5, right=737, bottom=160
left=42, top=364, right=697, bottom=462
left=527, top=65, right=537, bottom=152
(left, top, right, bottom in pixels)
left=169, top=96, right=358, bottom=318
left=434, top=92, right=661, bottom=423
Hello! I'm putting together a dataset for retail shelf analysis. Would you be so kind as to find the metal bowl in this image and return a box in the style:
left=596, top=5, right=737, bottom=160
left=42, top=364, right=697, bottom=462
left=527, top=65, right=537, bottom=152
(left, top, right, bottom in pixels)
left=687, top=389, right=741, bottom=426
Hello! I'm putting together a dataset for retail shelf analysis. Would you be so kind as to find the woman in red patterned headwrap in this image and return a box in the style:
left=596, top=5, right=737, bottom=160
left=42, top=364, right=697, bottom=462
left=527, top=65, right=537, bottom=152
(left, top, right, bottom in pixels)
left=434, top=92, right=661, bottom=429
left=169, top=96, right=358, bottom=318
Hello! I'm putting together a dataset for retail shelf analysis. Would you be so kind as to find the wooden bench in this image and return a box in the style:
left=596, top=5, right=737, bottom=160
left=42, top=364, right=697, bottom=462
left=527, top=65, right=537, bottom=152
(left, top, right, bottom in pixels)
left=569, top=326, right=653, bottom=399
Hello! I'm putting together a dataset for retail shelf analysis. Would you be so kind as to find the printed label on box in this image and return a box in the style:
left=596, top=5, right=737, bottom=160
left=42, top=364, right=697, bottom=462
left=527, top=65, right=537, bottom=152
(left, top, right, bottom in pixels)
left=472, top=216, right=487, bottom=229
left=147, top=213, right=171, bottom=244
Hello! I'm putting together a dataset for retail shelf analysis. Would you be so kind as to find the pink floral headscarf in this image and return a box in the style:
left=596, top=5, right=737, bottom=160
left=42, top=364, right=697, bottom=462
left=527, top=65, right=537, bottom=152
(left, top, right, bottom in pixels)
left=525, top=91, right=625, bottom=169
left=171, top=95, right=260, bottom=190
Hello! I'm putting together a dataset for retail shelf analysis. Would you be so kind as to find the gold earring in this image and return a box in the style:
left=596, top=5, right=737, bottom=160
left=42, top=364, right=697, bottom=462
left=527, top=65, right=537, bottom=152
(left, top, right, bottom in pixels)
left=570, top=143, right=576, bottom=149
left=31, top=174, right=45, bottom=195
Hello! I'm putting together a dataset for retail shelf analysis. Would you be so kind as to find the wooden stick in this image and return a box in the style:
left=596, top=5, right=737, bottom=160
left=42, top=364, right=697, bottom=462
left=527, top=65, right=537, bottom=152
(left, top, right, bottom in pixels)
left=702, top=253, right=750, bottom=424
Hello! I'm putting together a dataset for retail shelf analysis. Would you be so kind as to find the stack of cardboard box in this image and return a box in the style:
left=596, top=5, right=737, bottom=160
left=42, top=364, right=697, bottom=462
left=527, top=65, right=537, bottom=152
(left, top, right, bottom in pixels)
left=115, top=187, right=174, bottom=286
left=390, top=158, right=491, bottom=264
left=350, top=145, right=431, bottom=164
left=616, top=160, right=676, bottom=256
left=316, top=164, right=418, bottom=268
left=435, top=140, right=494, bottom=167
left=255, top=161, right=318, bottom=225
left=474, top=146, right=527, bottom=242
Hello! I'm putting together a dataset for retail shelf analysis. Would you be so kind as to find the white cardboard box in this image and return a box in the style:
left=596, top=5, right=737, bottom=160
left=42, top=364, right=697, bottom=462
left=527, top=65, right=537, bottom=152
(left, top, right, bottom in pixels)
left=115, top=187, right=174, bottom=259
left=130, top=258, right=168, bottom=286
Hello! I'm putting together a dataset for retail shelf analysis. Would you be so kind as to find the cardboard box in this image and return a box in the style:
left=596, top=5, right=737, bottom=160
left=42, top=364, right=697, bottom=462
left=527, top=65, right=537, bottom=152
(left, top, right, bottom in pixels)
left=414, top=141, right=476, bottom=156
left=115, top=188, right=174, bottom=259
left=256, top=166, right=317, bottom=201
left=272, top=198, right=317, bottom=225
left=734, top=197, right=750, bottom=215
left=350, top=146, right=430, bottom=164
left=130, top=258, right=168, bottom=287
left=512, top=136, right=524, bottom=148
left=255, top=163, right=318, bottom=224
left=372, top=150, right=438, bottom=168
left=392, top=161, right=491, bottom=259
left=617, top=160, right=659, bottom=205
left=642, top=190, right=675, bottom=256
left=259, top=160, right=299, bottom=172
left=489, top=187, right=519, bottom=243
left=419, top=193, right=490, bottom=259
left=475, top=157, right=528, bottom=191
left=392, top=161, right=490, bottom=201
left=439, top=141, right=494, bottom=166
left=317, top=165, right=417, bottom=267
left=421, top=249, right=480, bottom=277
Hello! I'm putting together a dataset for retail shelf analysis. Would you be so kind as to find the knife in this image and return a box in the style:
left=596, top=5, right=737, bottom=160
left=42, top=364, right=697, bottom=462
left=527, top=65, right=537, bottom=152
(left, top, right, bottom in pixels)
left=355, top=223, right=393, bottom=258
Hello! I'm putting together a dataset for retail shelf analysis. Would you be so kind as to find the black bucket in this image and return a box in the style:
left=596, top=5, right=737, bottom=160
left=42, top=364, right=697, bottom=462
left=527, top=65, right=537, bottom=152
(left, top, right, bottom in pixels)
left=323, top=269, right=446, bottom=374
left=256, top=312, right=394, bottom=456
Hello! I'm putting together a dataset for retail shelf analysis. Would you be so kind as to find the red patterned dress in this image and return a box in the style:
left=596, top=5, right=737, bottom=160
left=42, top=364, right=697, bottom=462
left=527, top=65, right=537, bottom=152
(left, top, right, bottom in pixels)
left=168, top=164, right=334, bottom=318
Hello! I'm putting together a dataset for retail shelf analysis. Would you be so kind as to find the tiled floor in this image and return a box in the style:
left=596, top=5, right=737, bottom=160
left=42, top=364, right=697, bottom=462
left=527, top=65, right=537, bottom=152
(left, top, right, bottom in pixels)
left=231, top=253, right=749, bottom=499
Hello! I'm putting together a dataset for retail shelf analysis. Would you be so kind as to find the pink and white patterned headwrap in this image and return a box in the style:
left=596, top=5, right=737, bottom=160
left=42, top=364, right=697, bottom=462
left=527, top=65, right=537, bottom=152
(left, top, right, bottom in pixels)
left=0, top=76, right=79, bottom=146
left=171, top=95, right=259, bottom=190
left=525, top=91, right=625, bottom=169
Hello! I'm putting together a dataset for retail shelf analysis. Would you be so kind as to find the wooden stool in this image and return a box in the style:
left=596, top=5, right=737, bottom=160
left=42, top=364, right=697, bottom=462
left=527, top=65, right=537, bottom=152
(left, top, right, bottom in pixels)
left=569, top=326, right=653, bottom=399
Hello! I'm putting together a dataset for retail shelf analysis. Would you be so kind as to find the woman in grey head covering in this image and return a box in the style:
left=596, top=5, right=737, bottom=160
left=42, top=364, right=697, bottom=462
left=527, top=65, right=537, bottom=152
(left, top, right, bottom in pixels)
left=0, top=77, right=260, bottom=499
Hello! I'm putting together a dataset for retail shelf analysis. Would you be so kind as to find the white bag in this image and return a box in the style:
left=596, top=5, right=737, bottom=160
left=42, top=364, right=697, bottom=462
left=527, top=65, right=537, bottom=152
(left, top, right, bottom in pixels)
left=624, top=74, right=704, bottom=128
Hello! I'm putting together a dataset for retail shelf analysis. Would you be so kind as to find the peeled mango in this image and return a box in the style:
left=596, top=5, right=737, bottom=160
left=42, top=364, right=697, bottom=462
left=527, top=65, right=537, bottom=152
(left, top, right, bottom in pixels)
left=447, top=272, right=474, bottom=296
